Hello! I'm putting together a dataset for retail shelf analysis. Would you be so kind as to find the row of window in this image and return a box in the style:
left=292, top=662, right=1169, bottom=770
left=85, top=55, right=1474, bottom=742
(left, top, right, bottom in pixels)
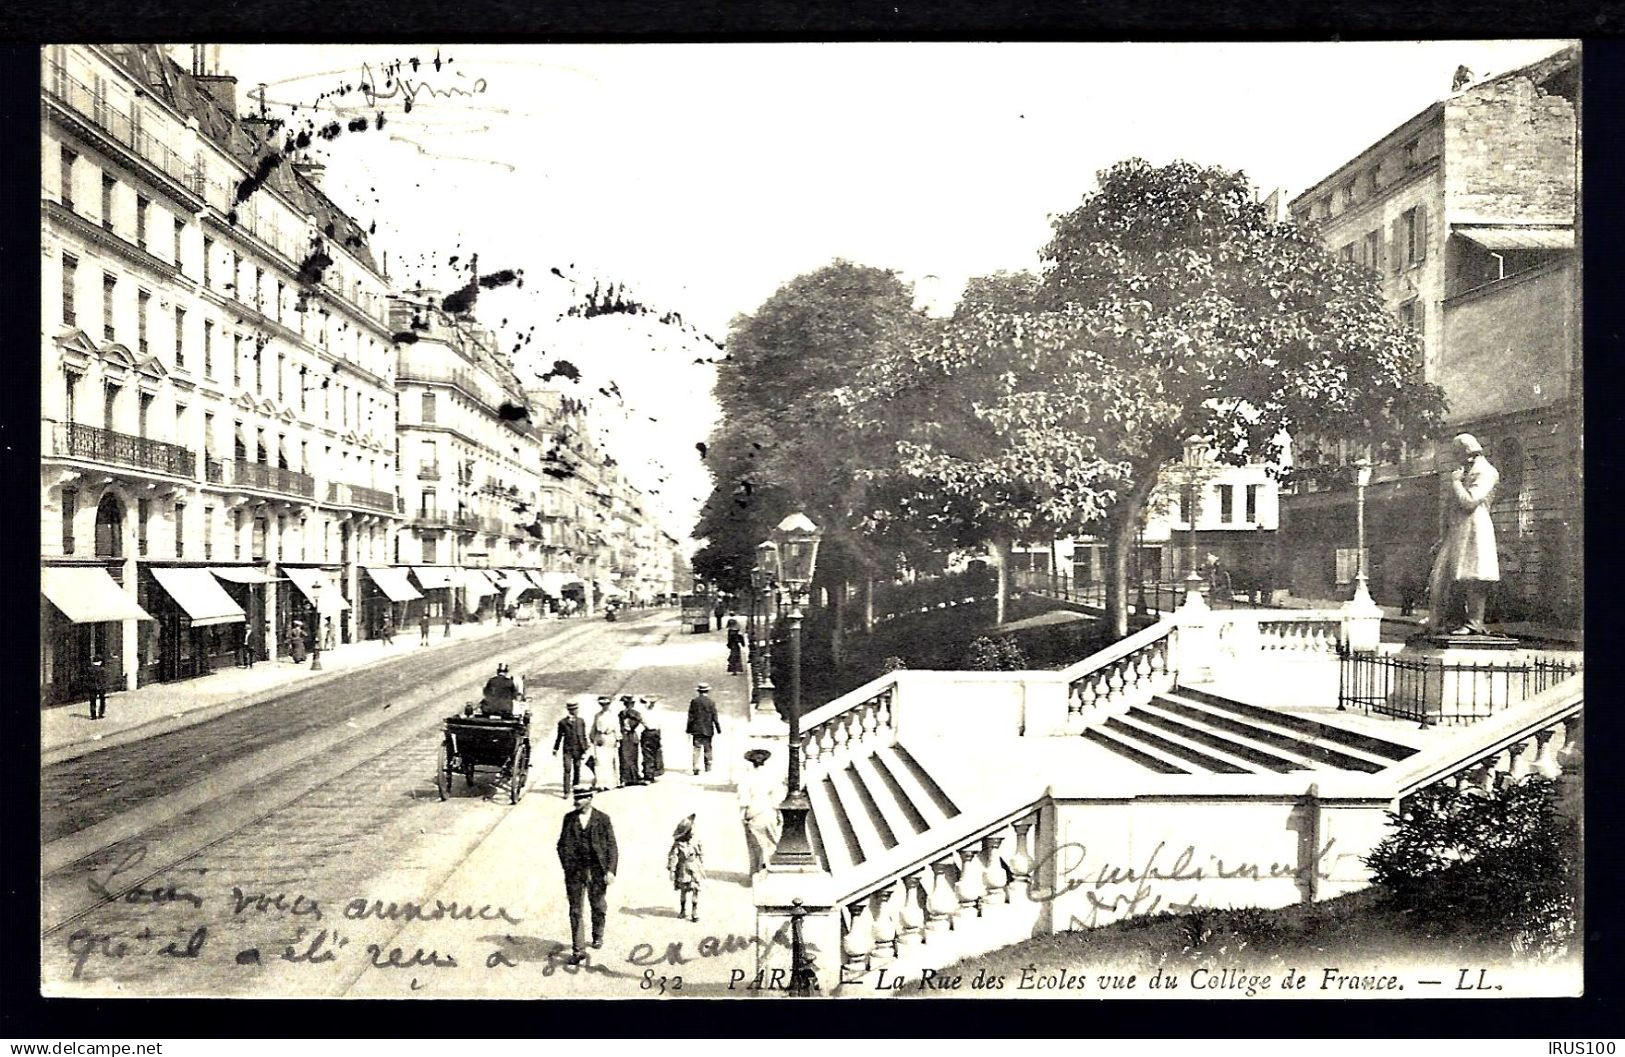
left=1334, top=205, right=1430, bottom=275
left=1299, top=137, right=1426, bottom=223
left=1178, top=483, right=1264, bottom=525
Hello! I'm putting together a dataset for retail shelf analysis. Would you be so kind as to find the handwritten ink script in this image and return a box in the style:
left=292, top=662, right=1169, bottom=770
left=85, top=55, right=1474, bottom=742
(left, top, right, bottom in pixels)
left=357, top=62, right=488, bottom=113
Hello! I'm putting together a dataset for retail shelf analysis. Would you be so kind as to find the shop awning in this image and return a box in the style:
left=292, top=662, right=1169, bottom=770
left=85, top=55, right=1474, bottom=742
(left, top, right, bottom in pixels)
left=282, top=567, right=351, bottom=613
left=149, top=567, right=246, bottom=627
left=208, top=567, right=277, bottom=584
left=363, top=567, right=423, bottom=603
left=598, top=580, right=626, bottom=597
left=41, top=566, right=153, bottom=624
left=526, top=570, right=553, bottom=592
left=412, top=566, right=455, bottom=590
left=461, top=568, right=498, bottom=599
left=496, top=569, right=534, bottom=591
left=536, top=571, right=586, bottom=595
left=1455, top=225, right=1574, bottom=252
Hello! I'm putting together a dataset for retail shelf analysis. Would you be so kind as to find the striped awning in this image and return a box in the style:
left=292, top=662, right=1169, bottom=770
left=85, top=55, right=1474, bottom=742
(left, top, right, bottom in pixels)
left=460, top=568, right=498, bottom=599
left=149, top=567, right=246, bottom=627
left=41, top=566, right=153, bottom=624
left=364, top=567, right=423, bottom=603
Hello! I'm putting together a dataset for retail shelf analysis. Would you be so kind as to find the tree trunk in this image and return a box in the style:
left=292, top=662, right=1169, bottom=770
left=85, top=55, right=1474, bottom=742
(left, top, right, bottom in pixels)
left=1050, top=538, right=1063, bottom=597
left=1105, top=475, right=1160, bottom=640
left=993, top=536, right=1012, bottom=627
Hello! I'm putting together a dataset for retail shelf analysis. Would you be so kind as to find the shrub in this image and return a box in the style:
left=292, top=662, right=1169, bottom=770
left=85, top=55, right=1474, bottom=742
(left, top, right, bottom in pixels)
left=963, top=636, right=1004, bottom=671
left=994, top=635, right=1028, bottom=670
left=880, top=655, right=908, bottom=673
left=1365, top=776, right=1578, bottom=956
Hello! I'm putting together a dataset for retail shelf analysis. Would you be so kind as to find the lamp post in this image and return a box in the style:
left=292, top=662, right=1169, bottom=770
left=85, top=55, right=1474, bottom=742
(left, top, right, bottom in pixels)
left=1352, top=456, right=1374, bottom=606
left=1181, top=437, right=1210, bottom=609
left=310, top=581, right=323, bottom=671
left=752, top=540, right=779, bottom=713
left=767, top=512, right=822, bottom=867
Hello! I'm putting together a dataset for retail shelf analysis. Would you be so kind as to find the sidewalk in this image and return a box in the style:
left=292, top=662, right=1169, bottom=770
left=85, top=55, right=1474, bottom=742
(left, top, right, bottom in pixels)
left=340, top=618, right=768, bottom=997
left=41, top=614, right=592, bottom=763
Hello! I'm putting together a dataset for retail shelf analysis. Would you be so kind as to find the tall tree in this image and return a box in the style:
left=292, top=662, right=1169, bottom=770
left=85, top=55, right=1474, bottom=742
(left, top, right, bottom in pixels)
left=693, top=261, right=935, bottom=658
left=853, top=160, right=1446, bottom=638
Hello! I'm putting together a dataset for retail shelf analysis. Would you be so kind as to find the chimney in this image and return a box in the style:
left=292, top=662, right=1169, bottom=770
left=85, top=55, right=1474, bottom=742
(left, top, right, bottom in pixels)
left=194, top=73, right=238, bottom=117
left=291, top=156, right=326, bottom=189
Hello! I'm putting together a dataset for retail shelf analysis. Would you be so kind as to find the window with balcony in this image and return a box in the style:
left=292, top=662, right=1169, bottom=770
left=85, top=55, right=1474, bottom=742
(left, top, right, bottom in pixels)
left=61, top=253, right=77, bottom=326
left=61, top=487, right=77, bottom=555
left=63, top=369, right=80, bottom=424
left=102, top=273, right=116, bottom=341
left=136, top=195, right=149, bottom=250
left=421, top=536, right=438, bottom=564
left=174, top=500, right=185, bottom=558
left=421, top=489, right=438, bottom=518
left=174, top=306, right=186, bottom=369
left=233, top=423, right=247, bottom=461
left=60, top=147, right=76, bottom=210
left=277, top=434, right=288, bottom=470
left=137, top=392, right=152, bottom=439
left=102, top=383, right=118, bottom=432
left=101, top=175, right=115, bottom=231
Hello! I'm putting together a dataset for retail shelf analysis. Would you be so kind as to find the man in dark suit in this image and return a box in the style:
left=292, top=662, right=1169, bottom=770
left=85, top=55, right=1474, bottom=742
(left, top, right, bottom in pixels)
left=553, top=699, right=589, bottom=798
left=480, top=662, right=519, bottom=716
left=86, top=653, right=110, bottom=720
left=556, top=786, right=617, bottom=963
left=686, top=683, right=720, bottom=775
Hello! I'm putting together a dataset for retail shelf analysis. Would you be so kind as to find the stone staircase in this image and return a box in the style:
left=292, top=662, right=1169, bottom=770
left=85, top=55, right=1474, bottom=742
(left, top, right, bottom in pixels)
left=1081, top=686, right=1420, bottom=776
left=808, top=744, right=963, bottom=873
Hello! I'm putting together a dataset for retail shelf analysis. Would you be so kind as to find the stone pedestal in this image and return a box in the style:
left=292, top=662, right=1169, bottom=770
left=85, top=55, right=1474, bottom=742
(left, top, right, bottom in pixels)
left=1390, top=636, right=1529, bottom=724
left=752, top=867, right=837, bottom=995
left=1341, top=593, right=1383, bottom=654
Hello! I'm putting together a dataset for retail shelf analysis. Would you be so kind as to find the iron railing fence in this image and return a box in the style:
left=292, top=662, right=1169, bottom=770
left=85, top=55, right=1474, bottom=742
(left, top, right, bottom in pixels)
left=1338, top=651, right=1581, bottom=726
left=56, top=422, right=195, bottom=478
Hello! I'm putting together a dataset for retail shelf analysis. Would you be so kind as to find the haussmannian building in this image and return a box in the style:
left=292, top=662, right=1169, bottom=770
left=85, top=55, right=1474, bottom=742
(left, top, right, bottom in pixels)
left=40, top=44, right=401, bottom=702
left=1278, top=47, right=1580, bottom=625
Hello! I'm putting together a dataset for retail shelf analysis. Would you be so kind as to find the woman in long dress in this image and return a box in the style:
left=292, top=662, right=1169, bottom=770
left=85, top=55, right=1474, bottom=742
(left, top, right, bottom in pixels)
left=587, top=696, right=618, bottom=790
left=617, top=696, right=643, bottom=786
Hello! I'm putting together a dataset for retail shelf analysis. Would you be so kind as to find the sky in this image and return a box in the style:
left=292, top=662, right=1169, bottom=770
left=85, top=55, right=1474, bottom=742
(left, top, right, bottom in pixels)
left=215, top=40, right=1573, bottom=550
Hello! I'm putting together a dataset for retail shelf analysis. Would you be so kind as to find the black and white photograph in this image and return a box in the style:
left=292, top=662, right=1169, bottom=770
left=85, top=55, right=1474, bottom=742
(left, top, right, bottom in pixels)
left=34, top=40, right=1584, bottom=1001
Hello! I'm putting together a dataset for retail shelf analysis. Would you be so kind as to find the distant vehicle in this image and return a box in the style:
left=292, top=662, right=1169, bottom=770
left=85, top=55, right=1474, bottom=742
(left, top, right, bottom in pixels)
left=680, top=593, right=710, bottom=633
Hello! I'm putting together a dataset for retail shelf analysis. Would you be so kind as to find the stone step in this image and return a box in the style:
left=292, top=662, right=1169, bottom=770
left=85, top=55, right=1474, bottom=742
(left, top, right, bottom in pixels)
left=828, top=763, right=899, bottom=864
left=1159, top=690, right=1410, bottom=772
left=1099, top=715, right=1253, bottom=774
left=1128, top=701, right=1309, bottom=773
left=851, top=753, right=931, bottom=841
left=1081, top=725, right=1192, bottom=774
left=1171, top=686, right=1419, bottom=763
left=808, top=773, right=864, bottom=871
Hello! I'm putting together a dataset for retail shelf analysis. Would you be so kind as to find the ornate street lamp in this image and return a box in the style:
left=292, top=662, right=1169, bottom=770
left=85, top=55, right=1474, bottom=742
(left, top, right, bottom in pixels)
left=767, top=512, right=822, bottom=867
left=1352, top=456, right=1374, bottom=606
left=310, top=581, right=323, bottom=671
left=752, top=540, right=779, bottom=709
left=1181, top=437, right=1210, bottom=608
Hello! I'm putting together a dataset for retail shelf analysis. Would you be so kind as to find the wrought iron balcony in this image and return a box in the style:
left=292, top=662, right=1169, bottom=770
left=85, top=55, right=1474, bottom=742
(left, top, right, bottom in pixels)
left=326, top=480, right=397, bottom=513
left=45, top=62, right=201, bottom=198
left=54, top=422, right=195, bottom=478
left=412, top=510, right=450, bottom=529
left=418, top=462, right=440, bottom=480
left=205, top=457, right=225, bottom=483
left=230, top=458, right=316, bottom=498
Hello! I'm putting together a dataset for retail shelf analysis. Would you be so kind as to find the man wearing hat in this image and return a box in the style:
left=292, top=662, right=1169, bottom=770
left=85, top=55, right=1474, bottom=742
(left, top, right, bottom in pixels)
left=686, top=683, right=721, bottom=775
left=1426, top=433, right=1501, bottom=635
left=556, top=786, right=618, bottom=964
left=480, top=662, right=519, bottom=717
left=553, top=699, right=590, bottom=799
left=738, top=748, right=783, bottom=874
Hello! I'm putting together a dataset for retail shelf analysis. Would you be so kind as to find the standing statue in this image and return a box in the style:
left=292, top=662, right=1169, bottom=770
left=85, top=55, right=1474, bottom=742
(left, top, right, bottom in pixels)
left=1426, top=434, right=1500, bottom=635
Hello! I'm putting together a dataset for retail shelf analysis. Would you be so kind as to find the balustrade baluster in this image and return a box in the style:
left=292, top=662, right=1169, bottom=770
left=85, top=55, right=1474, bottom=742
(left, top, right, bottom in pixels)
left=830, top=715, right=851, bottom=764
left=956, top=844, right=987, bottom=916
left=1151, top=644, right=1169, bottom=689
left=925, top=857, right=960, bottom=937
left=1007, top=816, right=1036, bottom=901
left=897, top=871, right=928, bottom=951
left=981, top=832, right=1009, bottom=905
left=802, top=731, right=820, bottom=772
left=1509, top=736, right=1539, bottom=782
left=818, top=724, right=838, bottom=764
left=870, top=884, right=899, bottom=964
left=1534, top=724, right=1568, bottom=779
left=860, top=700, right=880, bottom=747
left=842, top=899, right=875, bottom=984
left=1108, top=663, right=1129, bottom=714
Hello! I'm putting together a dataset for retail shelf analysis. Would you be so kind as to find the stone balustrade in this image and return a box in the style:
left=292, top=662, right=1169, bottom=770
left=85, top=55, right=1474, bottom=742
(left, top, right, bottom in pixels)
left=837, top=807, right=1044, bottom=991
left=1065, top=627, right=1175, bottom=732
left=800, top=684, right=897, bottom=778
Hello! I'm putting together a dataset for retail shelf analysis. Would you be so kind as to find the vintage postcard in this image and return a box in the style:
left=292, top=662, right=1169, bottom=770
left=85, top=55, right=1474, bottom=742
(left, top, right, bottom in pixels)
left=37, top=41, right=1582, bottom=1000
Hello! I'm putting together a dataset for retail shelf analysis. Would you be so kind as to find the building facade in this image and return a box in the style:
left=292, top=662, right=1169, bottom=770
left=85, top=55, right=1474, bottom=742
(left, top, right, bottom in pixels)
left=40, top=44, right=400, bottom=702
left=1278, top=48, right=1580, bottom=624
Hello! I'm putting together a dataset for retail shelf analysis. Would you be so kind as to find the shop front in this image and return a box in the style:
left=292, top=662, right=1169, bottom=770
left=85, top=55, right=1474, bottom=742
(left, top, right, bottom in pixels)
left=460, top=567, right=500, bottom=621
left=411, top=566, right=455, bottom=628
left=39, top=564, right=151, bottom=705
left=281, top=566, right=351, bottom=652
left=362, top=566, right=423, bottom=638
left=143, top=566, right=248, bottom=683
left=208, top=566, right=275, bottom=663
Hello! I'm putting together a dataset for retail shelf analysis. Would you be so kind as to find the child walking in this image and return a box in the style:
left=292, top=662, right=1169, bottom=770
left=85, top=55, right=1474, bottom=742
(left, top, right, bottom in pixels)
left=667, top=814, right=705, bottom=922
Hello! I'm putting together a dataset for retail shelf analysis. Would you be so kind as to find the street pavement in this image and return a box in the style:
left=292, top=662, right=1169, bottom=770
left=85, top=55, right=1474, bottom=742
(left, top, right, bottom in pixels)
left=41, top=609, right=769, bottom=999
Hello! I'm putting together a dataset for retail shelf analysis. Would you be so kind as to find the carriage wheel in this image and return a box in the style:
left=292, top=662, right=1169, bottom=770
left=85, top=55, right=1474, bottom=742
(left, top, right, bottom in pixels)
left=509, top=740, right=529, bottom=804
left=435, top=743, right=450, bottom=801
